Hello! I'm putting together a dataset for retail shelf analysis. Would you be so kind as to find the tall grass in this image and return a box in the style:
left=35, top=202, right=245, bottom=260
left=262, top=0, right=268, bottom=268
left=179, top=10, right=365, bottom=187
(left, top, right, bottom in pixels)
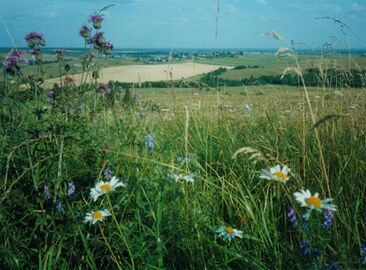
left=0, top=80, right=365, bottom=268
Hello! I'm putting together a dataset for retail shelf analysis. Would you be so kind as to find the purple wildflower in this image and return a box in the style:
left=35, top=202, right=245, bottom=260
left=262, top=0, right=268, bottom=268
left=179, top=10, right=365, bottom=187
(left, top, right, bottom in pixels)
left=327, top=262, right=342, bottom=270
left=9, top=50, right=24, bottom=57
left=43, top=185, right=51, bottom=200
left=361, top=243, right=366, bottom=265
left=30, top=48, right=42, bottom=60
left=96, top=83, right=111, bottom=94
left=322, top=209, right=334, bottom=229
left=67, top=181, right=76, bottom=198
left=89, top=32, right=106, bottom=49
left=56, top=200, right=65, bottom=214
left=79, top=24, right=91, bottom=39
left=3, top=50, right=29, bottom=75
left=145, top=134, right=154, bottom=154
left=88, top=13, right=104, bottom=29
left=299, top=240, right=311, bottom=256
left=287, top=208, right=298, bottom=227
left=47, top=91, right=57, bottom=99
left=103, top=167, right=113, bottom=180
left=103, top=41, right=114, bottom=55
left=25, top=32, right=46, bottom=48
left=312, top=249, right=321, bottom=264
left=55, top=49, right=65, bottom=60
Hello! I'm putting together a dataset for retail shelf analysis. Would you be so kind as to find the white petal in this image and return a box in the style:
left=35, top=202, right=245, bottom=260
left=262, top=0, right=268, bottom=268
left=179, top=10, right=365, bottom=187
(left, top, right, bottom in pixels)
left=259, top=170, right=272, bottom=180
left=282, top=166, right=290, bottom=175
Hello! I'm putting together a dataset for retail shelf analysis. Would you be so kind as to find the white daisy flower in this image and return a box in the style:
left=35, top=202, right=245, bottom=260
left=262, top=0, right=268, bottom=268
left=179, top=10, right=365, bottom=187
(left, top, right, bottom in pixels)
left=90, top=176, right=127, bottom=201
left=294, top=189, right=337, bottom=220
left=215, top=226, right=243, bottom=241
left=259, top=165, right=290, bottom=183
left=171, top=172, right=194, bottom=183
left=84, top=209, right=111, bottom=224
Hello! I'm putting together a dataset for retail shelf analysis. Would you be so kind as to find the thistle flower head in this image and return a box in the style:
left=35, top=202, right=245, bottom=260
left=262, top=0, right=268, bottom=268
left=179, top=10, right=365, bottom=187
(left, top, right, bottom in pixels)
left=25, top=32, right=46, bottom=48
left=103, top=41, right=114, bottom=55
left=88, top=13, right=104, bottom=29
left=96, top=83, right=111, bottom=94
left=55, top=49, right=65, bottom=60
left=3, top=49, right=29, bottom=75
left=89, top=32, right=106, bottom=49
left=79, top=24, right=91, bottom=39
left=30, top=48, right=42, bottom=60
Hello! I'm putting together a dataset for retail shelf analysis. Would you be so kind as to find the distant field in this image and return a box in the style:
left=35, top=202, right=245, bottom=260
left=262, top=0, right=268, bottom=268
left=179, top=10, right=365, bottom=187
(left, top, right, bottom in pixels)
left=197, top=54, right=366, bottom=80
left=45, top=62, right=231, bottom=86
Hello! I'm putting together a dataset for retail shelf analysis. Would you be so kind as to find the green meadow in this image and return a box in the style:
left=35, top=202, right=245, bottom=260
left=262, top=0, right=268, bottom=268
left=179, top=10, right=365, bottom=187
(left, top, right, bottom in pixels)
left=1, top=79, right=365, bottom=268
left=1, top=7, right=366, bottom=270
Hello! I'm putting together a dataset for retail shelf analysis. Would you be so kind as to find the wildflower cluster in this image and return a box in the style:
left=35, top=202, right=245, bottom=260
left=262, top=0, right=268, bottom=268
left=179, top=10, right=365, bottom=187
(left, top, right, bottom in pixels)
left=252, top=150, right=341, bottom=266
left=79, top=12, right=113, bottom=56
left=84, top=173, right=127, bottom=224
left=2, top=50, right=29, bottom=75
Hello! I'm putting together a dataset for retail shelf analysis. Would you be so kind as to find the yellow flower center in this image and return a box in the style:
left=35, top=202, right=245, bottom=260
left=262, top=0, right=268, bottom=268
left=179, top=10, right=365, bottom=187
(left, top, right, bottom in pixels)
left=179, top=172, right=189, bottom=177
left=92, top=211, right=103, bottom=220
left=100, top=183, right=112, bottom=192
left=226, top=226, right=234, bottom=234
left=306, top=196, right=321, bottom=208
left=273, top=171, right=286, bottom=181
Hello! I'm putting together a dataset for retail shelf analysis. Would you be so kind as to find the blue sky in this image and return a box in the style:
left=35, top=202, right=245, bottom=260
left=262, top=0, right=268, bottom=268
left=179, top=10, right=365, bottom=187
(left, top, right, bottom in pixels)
left=0, top=0, right=365, bottom=49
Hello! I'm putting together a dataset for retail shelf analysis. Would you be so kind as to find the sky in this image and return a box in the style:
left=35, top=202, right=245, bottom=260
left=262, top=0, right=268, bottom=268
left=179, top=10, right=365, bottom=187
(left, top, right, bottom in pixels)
left=0, top=0, right=365, bottom=49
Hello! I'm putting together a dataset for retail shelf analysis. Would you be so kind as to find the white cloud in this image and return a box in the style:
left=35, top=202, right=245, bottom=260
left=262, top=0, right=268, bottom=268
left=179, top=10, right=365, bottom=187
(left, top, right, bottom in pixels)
left=351, top=3, right=365, bottom=12
left=256, top=0, right=268, bottom=5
